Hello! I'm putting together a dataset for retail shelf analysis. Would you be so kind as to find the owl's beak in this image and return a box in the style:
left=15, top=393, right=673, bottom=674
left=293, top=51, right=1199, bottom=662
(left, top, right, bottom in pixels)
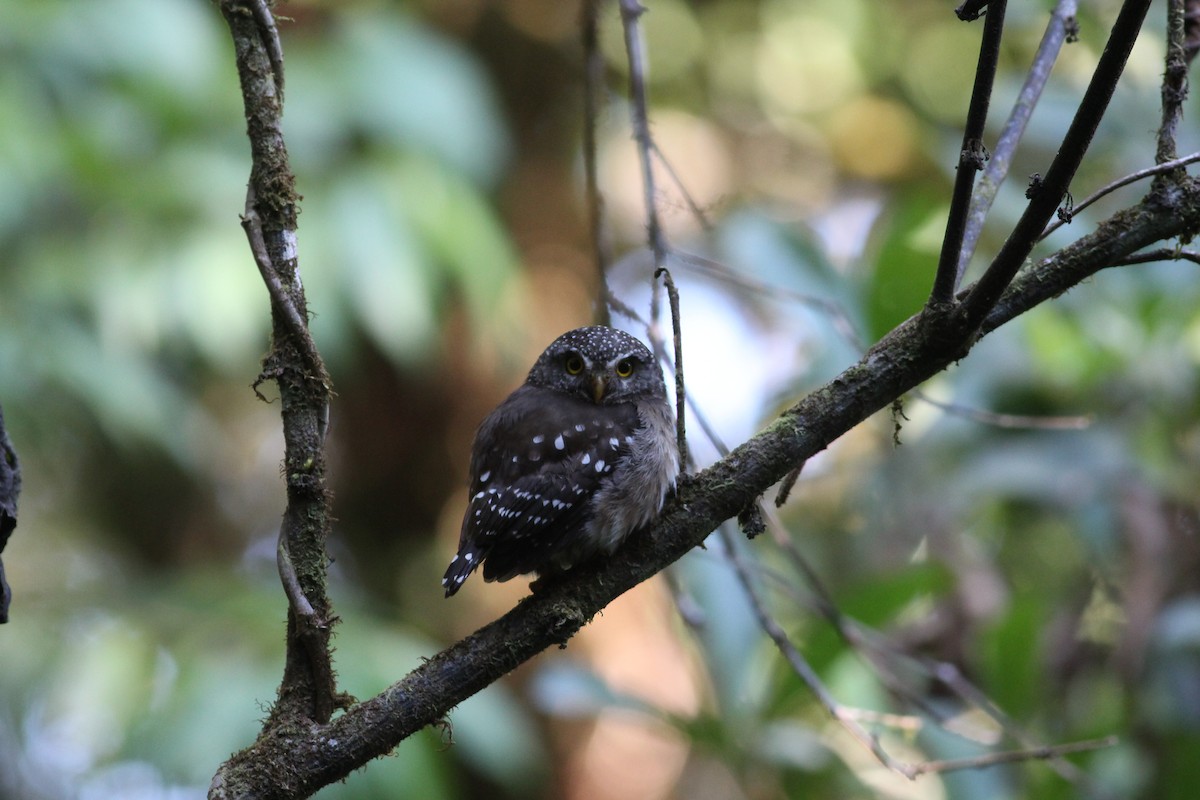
left=591, top=374, right=608, bottom=403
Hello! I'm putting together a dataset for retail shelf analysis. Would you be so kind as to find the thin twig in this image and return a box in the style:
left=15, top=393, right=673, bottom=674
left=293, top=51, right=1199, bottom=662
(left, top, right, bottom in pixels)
left=1110, top=247, right=1200, bottom=266
left=1039, top=151, right=1200, bottom=241
left=962, top=0, right=1153, bottom=331
left=774, top=465, right=804, bottom=507
left=922, top=659, right=1099, bottom=787
left=912, top=390, right=1094, bottom=429
left=716, top=523, right=1113, bottom=782
left=276, top=522, right=334, bottom=723
left=605, top=291, right=646, bottom=329
left=617, top=0, right=669, bottom=267
left=1186, top=0, right=1200, bottom=64
left=655, top=267, right=688, bottom=469
left=248, top=0, right=285, bottom=104
left=241, top=191, right=324, bottom=376
left=581, top=0, right=613, bottom=325
left=713, top=525, right=911, bottom=774
left=0, top=403, right=19, bottom=624
left=908, top=736, right=1118, bottom=778
left=650, top=140, right=715, bottom=231
left=749, top=503, right=1112, bottom=788
left=959, top=0, right=1078, bottom=280
left=931, top=0, right=1008, bottom=305
left=277, top=527, right=317, bottom=620
left=672, top=250, right=865, bottom=350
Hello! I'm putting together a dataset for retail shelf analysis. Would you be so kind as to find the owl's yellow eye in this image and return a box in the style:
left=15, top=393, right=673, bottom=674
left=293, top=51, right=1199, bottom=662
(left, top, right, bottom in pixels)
left=614, top=358, right=635, bottom=378
left=565, top=355, right=585, bottom=375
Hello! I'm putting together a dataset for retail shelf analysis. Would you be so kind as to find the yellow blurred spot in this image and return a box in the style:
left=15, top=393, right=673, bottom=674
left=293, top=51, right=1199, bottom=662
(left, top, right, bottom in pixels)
left=756, top=15, right=862, bottom=115
left=827, top=96, right=921, bottom=181
left=900, top=21, right=979, bottom=122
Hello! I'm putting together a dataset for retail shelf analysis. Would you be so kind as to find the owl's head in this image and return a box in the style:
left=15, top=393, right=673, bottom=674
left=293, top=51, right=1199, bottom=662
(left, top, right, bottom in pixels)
left=527, top=326, right=666, bottom=405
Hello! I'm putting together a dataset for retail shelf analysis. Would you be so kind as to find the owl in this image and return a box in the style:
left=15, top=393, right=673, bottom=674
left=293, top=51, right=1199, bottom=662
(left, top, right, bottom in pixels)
left=442, top=326, right=679, bottom=596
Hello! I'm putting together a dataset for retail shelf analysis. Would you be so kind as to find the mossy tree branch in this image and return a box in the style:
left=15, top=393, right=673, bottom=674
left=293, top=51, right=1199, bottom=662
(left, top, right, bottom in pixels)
left=217, top=0, right=339, bottom=747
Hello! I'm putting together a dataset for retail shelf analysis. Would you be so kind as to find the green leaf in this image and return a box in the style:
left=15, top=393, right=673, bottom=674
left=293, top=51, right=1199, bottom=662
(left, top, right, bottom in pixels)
left=864, top=189, right=944, bottom=342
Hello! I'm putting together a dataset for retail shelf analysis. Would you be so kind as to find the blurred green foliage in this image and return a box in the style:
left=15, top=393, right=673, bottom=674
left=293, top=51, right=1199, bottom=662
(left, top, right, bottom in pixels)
left=2, top=0, right=1199, bottom=799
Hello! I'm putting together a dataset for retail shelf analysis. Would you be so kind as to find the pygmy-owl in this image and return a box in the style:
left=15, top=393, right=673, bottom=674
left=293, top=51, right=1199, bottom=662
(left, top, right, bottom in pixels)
left=442, top=326, right=678, bottom=596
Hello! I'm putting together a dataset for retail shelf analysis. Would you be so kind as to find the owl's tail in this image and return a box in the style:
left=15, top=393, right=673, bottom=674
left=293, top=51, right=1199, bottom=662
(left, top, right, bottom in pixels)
left=441, top=548, right=481, bottom=597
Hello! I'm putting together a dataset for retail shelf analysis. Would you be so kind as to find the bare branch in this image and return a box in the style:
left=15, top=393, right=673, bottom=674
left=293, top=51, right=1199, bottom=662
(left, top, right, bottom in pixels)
left=655, top=267, right=689, bottom=469
left=617, top=0, right=669, bottom=267
left=714, top=525, right=923, bottom=776
left=962, top=0, right=1153, bottom=331
left=248, top=0, right=285, bottom=104
left=931, top=0, right=1008, bottom=304
left=722, top=517, right=1116, bottom=780
left=581, top=0, right=614, bottom=325
left=755, top=507, right=1112, bottom=787
left=1110, top=247, right=1200, bottom=267
left=910, top=736, right=1118, bottom=778
left=240, top=193, right=326, bottom=386
left=959, top=0, right=1079, bottom=277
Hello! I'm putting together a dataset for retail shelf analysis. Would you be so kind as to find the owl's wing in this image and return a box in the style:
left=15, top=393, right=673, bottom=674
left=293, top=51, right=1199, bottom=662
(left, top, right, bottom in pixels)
left=442, top=386, right=637, bottom=594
